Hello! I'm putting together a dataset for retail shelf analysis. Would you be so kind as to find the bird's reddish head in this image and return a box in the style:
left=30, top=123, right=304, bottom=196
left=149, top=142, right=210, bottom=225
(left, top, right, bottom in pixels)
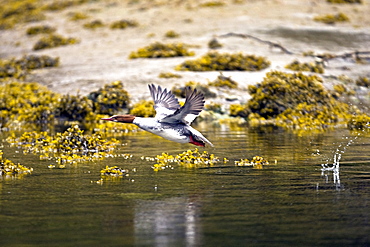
left=101, top=115, right=135, bottom=123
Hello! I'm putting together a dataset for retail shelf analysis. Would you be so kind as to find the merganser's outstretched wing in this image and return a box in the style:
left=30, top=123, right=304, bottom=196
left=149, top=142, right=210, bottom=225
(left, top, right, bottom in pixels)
left=148, top=84, right=180, bottom=121
left=160, top=86, right=205, bottom=125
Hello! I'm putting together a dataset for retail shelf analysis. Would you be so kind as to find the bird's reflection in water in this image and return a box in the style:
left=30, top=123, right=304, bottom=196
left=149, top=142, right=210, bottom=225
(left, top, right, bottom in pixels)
left=134, top=197, right=202, bottom=247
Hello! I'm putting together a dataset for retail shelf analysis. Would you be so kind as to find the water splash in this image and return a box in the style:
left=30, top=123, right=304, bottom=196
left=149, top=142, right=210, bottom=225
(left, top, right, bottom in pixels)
left=321, top=152, right=341, bottom=189
left=320, top=122, right=369, bottom=189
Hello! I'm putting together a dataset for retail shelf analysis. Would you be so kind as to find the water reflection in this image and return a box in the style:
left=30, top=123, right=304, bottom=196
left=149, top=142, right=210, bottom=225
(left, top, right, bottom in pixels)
left=134, top=197, right=202, bottom=247
left=0, top=126, right=370, bottom=246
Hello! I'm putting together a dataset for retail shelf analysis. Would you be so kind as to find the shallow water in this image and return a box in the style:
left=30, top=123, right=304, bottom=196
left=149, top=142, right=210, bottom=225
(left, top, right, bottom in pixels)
left=1, top=125, right=370, bottom=246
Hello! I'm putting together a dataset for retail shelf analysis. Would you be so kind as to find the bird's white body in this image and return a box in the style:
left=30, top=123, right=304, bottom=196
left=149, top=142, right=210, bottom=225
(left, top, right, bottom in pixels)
left=102, top=84, right=213, bottom=147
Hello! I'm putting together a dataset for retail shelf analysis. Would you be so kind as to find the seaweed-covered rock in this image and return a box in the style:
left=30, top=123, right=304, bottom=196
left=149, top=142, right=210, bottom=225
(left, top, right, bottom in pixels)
left=172, top=81, right=217, bottom=98
left=0, top=0, right=88, bottom=29
left=83, top=20, right=105, bottom=29
left=247, top=71, right=330, bottom=118
left=129, top=42, right=195, bottom=59
left=356, top=77, right=370, bottom=87
left=0, top=150, right=33, bottom=177
left=7, top=125, right=119, bottom=166
left=199, top=1, right=226, bottom=7
left=55, top=94, right=93, bottom=121
left=164, top=30, right=180, bottom=38
left=0, top=55, right=59, bottom=79
left=129, top=100, right=155, bottom=117
left=0, top=0, right=45, bottom=29
left=208, top=38, right=223, bottom=49
left=237, top=71, right=363, bottom=131
left=33, top=34, right=79, bottom=50
left=348, top=114, right=370, bottom=130
left=176, top=51, right=270, bottom=71
left=17, top=54, right=60, bottom=70
left=68, top=12, right=89, bottom=21
left=26, top=25, right=56, bottom=35
left=158, top=72, right=182, bottom=79
left=110, top=19, right=138, bottom=29
left=0, top=82, right=60, bottom=126
left=229, top=104, right=250, bottom=118
left=285, top=60, right=324, bottom=73
left=43, top=0, right=89, bottom=11
left=150, top=148, right=223, bottom=171
left=313, top=12, right=350, bottom=24
left=276, top=101, right=351, bottom=130
left=0, top=58, right=25, bottom=79
left=88, top=81, right=130, bottom=115
left=208, top=73, right=238, bottom=89
left=235, top=156, right=269, bottom=167
left=205, top=102, right=224, bottom=114
left=101, top=166, right=128, bottom=177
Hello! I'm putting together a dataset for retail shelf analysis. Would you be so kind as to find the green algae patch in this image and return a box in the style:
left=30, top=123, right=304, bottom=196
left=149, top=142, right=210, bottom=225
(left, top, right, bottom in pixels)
left=314, top=13, right=350, bottom=24
left=130, top=100, right=156, bottom=117
left=7, top=125, right=120, bottom=167
left=0, top=55, right=59, bottom=79
left=33, top=34, right=79, bottom=50
left=175, top=52, right=270, bottom=71
left=129, top=42, right=195, bottom=59
left=110, top=19, right=138, bottom=29
left=0, top=150, right=33, bottom=179
left=285, top=60, right=324, bottom=73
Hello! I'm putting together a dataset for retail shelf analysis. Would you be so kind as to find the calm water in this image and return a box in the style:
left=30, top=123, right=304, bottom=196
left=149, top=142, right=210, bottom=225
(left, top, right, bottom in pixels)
left=1, top=125, right=369, bottom=247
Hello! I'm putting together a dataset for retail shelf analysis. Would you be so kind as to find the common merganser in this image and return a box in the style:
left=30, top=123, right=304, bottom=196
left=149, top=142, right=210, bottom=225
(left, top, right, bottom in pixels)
left=101, top=84, right=213, bottom=147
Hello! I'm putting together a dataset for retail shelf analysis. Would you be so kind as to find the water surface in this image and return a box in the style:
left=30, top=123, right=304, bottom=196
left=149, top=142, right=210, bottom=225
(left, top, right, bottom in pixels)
left=1, top=126, right=369, bottom=246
